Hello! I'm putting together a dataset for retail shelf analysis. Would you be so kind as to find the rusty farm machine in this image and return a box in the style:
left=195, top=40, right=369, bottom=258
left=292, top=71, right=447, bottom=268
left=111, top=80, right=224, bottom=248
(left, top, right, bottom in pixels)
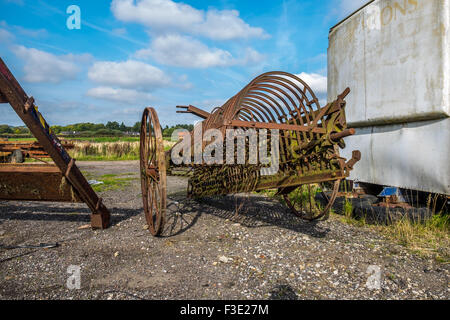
left=0, top=58, right=110, bottom=229
left=0, top=56, right=359, bottom=236
left=140, top=71, right=361, bottom=236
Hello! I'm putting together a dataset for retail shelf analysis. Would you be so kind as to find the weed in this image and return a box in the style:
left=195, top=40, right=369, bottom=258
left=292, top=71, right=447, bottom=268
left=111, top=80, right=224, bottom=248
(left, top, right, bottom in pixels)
left=377, top=213, right=449, bottom=261
left=68, top=140, right=176, bottom=161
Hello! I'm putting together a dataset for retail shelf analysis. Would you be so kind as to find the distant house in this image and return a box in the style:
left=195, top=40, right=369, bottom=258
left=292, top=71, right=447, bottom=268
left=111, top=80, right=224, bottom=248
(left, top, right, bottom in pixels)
left=178, top=131, right=190, bottom=141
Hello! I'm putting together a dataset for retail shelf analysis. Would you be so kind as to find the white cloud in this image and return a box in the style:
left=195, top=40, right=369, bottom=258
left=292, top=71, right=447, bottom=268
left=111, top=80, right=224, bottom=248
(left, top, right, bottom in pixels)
left=241, top=47, right=265, bottom=65
left=88, top=60, right=170, bottom=90
left=87, top=86, right=154, bottom=104
left=195, top=9, right=268, bottom=40
left=14, top=26, right=48, bottom=38
left=136, top=34, right=264, bottom=69
left=111, top=0, right=268, bottom=40
left=112, top=107, right=143, bottom=116
left=0, top=28, right=14, bottom=42
left=1, top=21, right=47, bottom=38
left=296, top=72, right=327, bottom=95
left=12, top=45, right=89, bottom=83
left=136, top=34, right=234, bottom=68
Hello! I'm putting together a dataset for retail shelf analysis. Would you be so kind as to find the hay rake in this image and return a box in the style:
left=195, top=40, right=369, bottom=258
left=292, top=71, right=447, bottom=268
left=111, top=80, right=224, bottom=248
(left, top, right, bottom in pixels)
left=140, top=71, right=361, bottom=236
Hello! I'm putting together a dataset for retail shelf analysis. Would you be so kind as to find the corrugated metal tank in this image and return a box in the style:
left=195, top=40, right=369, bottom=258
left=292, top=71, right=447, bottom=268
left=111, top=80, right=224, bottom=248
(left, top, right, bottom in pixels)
left=328, top=0, right=449, bottom=194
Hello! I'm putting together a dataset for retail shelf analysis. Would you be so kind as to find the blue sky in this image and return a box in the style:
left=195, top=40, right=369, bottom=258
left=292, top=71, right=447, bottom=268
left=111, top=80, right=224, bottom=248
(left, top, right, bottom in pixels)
left=0, top=0, right=366, bottom=127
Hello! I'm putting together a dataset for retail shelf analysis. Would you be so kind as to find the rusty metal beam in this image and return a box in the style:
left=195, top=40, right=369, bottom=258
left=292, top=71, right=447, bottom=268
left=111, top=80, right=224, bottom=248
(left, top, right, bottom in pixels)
left=0, top=163, right=82, bottom=202
left=330, top=128, right=355, bottom=141
left=176, top=105, right=211, bottom=119
left=255, top=170, right=347, bottom=191
left=226, top=119, right=327, bottom=133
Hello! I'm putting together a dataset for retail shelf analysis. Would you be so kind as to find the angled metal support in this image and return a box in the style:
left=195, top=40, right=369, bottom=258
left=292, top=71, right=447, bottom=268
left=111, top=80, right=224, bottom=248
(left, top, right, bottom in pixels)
left=176, top=105, right=211, bottom=119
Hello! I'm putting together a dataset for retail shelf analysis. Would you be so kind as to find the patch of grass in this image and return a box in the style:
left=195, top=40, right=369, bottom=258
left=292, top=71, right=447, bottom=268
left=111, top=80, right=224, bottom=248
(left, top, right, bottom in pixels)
left=164, top=144, right=173, bottom=152
left=337, top=198, right=367, bottom=227
left=257, top=189, right=277, bottom=197
left=69, top=141, right=140, bottom=161
left=99, top=174, right=118, bottom=178
left=69, top=136, right=140, bottom=143
left=261, top=186, right=449, bottom=262
left=5, top=137, right=36, bottom=142
left=90, top=174, right=136, bottom=192
left=375, top=214, right=449, bottom=262
left=5, top=136, right=175, bottom=161
left=334, top=204, right=449, bottom=261
left=68, top=139, right=176, bottom=161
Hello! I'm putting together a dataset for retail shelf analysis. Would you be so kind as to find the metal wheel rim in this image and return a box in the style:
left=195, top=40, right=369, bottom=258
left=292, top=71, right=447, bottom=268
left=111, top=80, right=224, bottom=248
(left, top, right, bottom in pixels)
left=282, top=179, right=341, bottom=221
left=140, top=107, right=167, bottom=236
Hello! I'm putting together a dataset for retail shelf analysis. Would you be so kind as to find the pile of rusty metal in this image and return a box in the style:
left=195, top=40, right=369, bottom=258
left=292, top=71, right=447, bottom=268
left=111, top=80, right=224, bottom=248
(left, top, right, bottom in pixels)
left=0, top=58, right=110, bottom=228
left=0, top=140, right=74, bottom=163
left=139, top=71, right=361, bottom=236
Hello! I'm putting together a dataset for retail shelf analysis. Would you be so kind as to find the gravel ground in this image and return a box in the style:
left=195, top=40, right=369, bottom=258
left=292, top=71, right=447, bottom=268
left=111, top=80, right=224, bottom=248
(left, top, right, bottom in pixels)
left=0, top=161, right=448, bottom=300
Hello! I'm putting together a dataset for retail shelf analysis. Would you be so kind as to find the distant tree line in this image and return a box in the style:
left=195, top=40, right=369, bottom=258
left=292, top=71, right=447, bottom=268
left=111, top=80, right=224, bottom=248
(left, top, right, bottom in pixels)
left=162, top=124, right=194, bottom=137
left=0, top=125, right=29, bottom=135
left=0, top=122, right=194, bottom=137
left=51, top=121, right=140, bottom=135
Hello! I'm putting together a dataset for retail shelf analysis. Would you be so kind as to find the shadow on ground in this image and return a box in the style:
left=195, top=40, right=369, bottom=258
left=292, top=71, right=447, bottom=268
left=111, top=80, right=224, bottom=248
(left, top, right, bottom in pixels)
left=163, top=193, right=330, bottom=239
left=0, top=191, right=330, bottom=239
left=0, top=202, right=141, bottom=226
left=269, top=284, right=299, bottom=300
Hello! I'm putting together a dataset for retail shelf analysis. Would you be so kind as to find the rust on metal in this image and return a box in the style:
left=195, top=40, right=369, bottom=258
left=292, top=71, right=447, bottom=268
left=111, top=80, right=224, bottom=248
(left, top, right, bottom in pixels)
left=140, top=107, right=167, bottom=236
left=0, top=140, right=74, bottom=162
left=0, top=57, right=110, bottom=229
left=0, top=163, right=81, bottom=202
left=140, top=71, right=361, bottom=236
left=0, top=92, right=7, bottom=103
left=176, top=105, right=211, bottom=119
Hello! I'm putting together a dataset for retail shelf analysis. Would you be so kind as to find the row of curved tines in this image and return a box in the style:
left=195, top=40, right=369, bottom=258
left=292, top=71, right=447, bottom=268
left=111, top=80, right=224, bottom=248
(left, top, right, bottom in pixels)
left=202, top=72, right=328, bottom=165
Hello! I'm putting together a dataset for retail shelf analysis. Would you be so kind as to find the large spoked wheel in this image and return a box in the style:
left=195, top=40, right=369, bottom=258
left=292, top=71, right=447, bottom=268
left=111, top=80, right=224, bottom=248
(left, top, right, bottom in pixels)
left=282, top=180, right=341, bottom=221
left=140, top=107, right=167, bottom=236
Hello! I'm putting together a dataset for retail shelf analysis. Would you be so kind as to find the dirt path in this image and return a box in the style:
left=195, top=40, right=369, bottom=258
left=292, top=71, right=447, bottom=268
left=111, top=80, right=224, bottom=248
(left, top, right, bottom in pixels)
left=0, top=161, right=448, bottom=299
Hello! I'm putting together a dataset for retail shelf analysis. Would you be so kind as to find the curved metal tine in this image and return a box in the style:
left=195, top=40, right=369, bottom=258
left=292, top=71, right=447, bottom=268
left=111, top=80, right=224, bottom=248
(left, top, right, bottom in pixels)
left=241, top=101, right=275, bottom=122
left=247, top=83, right=306, bottom=144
